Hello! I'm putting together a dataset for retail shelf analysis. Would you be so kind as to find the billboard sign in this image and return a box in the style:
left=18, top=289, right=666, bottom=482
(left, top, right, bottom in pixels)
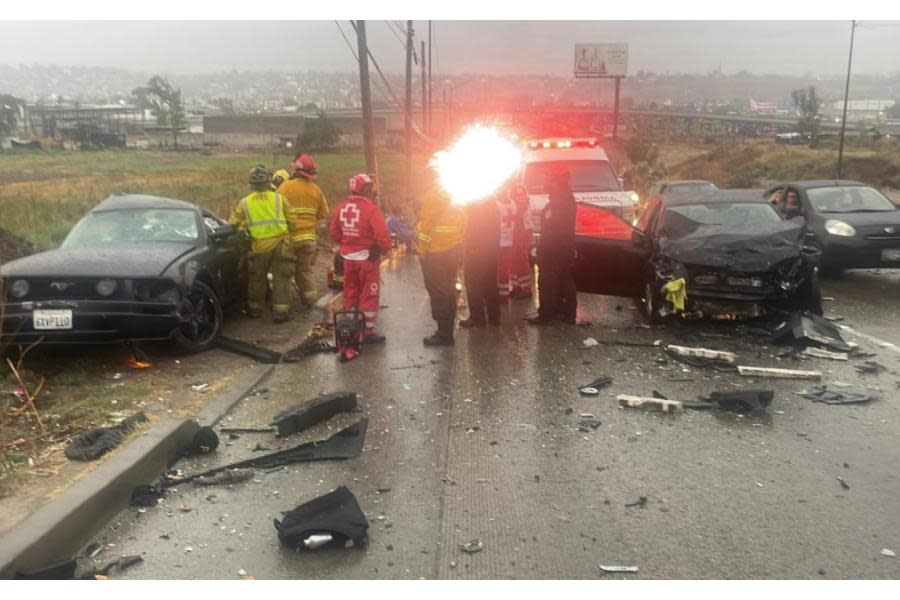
left=574, top=43, right=629, bottom=78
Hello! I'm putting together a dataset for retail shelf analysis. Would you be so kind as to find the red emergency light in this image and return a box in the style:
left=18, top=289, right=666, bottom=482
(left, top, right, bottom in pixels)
left=527, top=138, right=599, bottom=150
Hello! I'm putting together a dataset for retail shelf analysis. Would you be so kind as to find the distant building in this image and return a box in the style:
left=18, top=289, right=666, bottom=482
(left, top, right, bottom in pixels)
left=828, top=100, right=896, bottom=122
left=201, top=111, right=389, bottom=148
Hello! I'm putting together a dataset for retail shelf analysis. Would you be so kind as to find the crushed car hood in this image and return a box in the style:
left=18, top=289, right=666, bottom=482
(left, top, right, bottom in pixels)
left=658, top=218, right=806, bottom=272
left=0, top=243, right=196, bottom=278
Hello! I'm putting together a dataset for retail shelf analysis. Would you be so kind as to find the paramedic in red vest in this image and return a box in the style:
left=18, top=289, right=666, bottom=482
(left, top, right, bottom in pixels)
left=329, top=173, right=392, bottom=344
left=508, top=183, right=534, bottom=298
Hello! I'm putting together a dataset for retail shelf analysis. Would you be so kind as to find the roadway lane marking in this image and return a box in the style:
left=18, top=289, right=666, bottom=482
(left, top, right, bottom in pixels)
left=838, top=324, right=900, bottom=355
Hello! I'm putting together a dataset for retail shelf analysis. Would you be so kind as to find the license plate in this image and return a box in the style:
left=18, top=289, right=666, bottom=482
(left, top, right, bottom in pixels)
left=33, top=309, right=73, bottom=330
left=881, top=249, right=900, bottom=262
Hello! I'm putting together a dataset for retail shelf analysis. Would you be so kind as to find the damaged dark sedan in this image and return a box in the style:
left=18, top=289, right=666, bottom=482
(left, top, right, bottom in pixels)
left=572, top=190, right=822, bottom=322
left=1, top=194, right=247, bottom=352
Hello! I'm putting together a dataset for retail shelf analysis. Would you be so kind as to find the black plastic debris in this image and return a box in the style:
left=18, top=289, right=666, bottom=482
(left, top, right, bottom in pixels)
left=803, top=386, right=876, bottom=405
left=193, top=468, right=254, bottom=486
left=837, top=476, right=850, bottom=490
left=274, top=486, right=368, bottom=550
left=579, top=376, right=613, bottom=396
left=282, top=338, right=336, bottom=363
left=773, top=312, right=852, bottom=352
left=163, top=419, right=368, bottom=487
left=272, top=392, right=358, bottom=437
left=188, top=426, right=220, bottom=455
left=65, top=412, right=149, bottom=461
left=220, top=427, right=276, bottom=435
left=855, top=361, right=885, bottom=375
left=15, top=559, right=77, bottom=579
left=130, top=484, right=165, bottom=507
left=708, top=390, right=774, bottom=413
left=215, top=336, right=282, bottom=364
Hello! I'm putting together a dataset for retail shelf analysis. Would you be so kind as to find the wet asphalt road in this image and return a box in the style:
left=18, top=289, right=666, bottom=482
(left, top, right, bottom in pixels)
left=84, top=256, right=900, bottom=579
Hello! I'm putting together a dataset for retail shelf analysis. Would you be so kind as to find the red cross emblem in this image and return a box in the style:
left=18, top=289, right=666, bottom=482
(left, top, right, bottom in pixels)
left=340, top=203, right=361, bottom=229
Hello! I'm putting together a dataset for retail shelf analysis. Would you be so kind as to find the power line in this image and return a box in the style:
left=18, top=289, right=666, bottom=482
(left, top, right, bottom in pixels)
left=383, top=20, right=406, bottom=48
left=333, top=21, right=396, bottom=112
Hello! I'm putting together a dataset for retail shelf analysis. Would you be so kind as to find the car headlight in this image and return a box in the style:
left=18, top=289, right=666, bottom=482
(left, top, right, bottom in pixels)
left=9, top=279, right=30, bottom=299
left=96, top=279, right=118, bottom=297
left=825, top=219, right=856, bottom=237
left=629, top=191, right=640, bottom=204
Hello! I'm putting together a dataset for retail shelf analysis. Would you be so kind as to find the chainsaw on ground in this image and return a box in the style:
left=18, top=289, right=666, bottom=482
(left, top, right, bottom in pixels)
left=333, top=309, right=366, bottom=362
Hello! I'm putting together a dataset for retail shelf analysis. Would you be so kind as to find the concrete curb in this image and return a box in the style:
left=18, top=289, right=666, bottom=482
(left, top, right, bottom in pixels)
left=0, top=361, right=275, bottom=579
left=0, top=418, right=198, bottom=579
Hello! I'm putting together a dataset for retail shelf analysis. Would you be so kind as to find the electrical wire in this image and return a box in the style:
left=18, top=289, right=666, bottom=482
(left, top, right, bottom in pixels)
left=333, top=21, right=397, bottom=113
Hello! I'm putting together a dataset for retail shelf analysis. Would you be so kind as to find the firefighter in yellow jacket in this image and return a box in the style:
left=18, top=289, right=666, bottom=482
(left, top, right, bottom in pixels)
left=417, top=180, right=466, bottom=346
left=229, top=165, right=294, bottom=323
left=276, top=154, right=330, bottom=307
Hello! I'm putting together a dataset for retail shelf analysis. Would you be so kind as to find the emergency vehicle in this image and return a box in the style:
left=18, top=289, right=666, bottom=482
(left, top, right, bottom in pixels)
left=521, top=138, right=639, bottom=230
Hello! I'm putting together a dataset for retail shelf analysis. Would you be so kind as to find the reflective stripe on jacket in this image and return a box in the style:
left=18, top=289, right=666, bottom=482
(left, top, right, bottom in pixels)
left=277, top=177, right=330, bottom=242
left=416, top=186, right=465, bottom=254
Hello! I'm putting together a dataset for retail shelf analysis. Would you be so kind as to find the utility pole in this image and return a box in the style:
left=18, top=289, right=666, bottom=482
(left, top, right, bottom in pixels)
left=354, top=20, right=376, bottom=176
left=421, top=40, right=427, bottom=132
left=427, top=21, right=433, bottom=134
left=405, top=20, right=414, bottom=200
left=837, top=20, right=856, bottom=179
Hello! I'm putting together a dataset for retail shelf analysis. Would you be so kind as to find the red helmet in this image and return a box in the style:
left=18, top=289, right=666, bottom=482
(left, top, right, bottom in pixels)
left=348, top=173, right=376, bottom=197
left=291, top=154, right=318, bottom=179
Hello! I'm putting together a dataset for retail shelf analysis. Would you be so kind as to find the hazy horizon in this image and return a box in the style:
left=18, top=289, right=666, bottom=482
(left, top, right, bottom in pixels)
left=0, top=21, right=899, bottom=78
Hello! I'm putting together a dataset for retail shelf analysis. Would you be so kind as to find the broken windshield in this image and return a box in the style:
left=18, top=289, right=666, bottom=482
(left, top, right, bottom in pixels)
left=62, top=208, right=200, bottom=248
left=661, top=202, right=783, bottom=239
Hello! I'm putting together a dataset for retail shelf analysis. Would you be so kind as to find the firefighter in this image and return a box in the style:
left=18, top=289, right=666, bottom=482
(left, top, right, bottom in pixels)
left=508, top=183, right=534, bottom=299
left=277, top=154, right=330, bottom=308
left=460, top=195, right=501, bottom=328
left=271, top=169, right=290, bottom=189
left=495, top=187, right=517, bottom=304
left=528, top=166, right=577, bottom=325
left=417, top=177, right=466, bottom=346
left=229, top=165, right=294, bottom=323
left=330, top=173, right=392, bottom=344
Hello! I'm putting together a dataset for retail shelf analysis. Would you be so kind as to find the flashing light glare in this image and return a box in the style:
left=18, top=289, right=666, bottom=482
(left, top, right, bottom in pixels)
left=433, top=125, right=523, bottom=207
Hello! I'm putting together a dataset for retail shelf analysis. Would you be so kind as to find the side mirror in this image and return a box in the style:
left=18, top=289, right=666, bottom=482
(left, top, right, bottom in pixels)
left=209, top=224, right=236, bottom=241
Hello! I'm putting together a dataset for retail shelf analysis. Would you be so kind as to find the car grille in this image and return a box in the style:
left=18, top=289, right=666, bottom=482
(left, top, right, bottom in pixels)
left=12, top=278, right=125, bottom=301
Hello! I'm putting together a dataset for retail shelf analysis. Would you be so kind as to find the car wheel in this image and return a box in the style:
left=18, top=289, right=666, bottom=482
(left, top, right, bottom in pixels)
left=173, top=281, right=223, bottom=353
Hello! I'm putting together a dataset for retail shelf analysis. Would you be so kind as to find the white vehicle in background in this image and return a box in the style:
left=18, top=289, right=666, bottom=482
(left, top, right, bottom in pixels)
left=521, top=138, right=639, bottom=231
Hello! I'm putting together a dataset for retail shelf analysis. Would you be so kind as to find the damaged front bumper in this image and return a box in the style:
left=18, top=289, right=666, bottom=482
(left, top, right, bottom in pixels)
left=0, top=298, right=181, bottom=344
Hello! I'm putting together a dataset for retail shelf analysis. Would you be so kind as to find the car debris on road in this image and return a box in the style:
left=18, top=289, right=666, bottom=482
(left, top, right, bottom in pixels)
left=599, top=565, right=639, bottom=574
left=274, top=486, right=368, bottom=551
left=666, top=345, right=736, bottom=365
left=271, top=391, right=358, bottom=437
left=64, top=412, right=149, bottom=462
left=802, top=386, right=876, bottom=405
left=579, top=376, right=613, bottom=396
left=802, top=347, right=849, bottom=361
left=617, top=395, right=683, bottom=413
left=774, top=312, right=852, bottom=353
left=460, top=538, right=485, bottom=554
left=737, top=366, right=822, bottom=380
left=193, top=468, right=255, bottom=486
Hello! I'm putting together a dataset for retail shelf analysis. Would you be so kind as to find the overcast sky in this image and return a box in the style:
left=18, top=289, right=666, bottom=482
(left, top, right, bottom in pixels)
left=0, top=21, right=898, bottom=76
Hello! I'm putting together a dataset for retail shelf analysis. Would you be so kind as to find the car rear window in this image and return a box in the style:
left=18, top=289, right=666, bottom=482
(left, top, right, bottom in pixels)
left=806, top=186, right=897, bottom=213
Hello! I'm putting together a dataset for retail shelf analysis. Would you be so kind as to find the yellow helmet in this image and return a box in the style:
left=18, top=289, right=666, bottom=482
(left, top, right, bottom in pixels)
left=272, top=169, right=290, bottom=187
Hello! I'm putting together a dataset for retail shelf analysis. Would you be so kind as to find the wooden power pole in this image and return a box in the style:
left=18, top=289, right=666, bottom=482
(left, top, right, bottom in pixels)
left=837, top=20, right=856, bottom=179
left=355, top=20, right=376, bottom=176
left=421, top=40, right=427, bottom=132
left=405, top=20, right=414, bottom=200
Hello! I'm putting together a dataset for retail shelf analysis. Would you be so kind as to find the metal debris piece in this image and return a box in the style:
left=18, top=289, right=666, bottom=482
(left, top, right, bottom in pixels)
left=625, top=496, right=648, bottom=508
left=304, top=534, right=334, bottom=550
left=803, top=347, right=849, bottom=361
left=666, top=345, right=736, bottom=365
left=855, top=361, right=885, bottom=374
left=706, top=390, right=774, bottom=413
left=773, top=312, right=852, bottom=352
left=599, top=565, right=639, bottom=573
left=881, top=548, right=896, bottom=557
left=617, top=395, right=683, bottom=413
left=579, top=376, right=613, bottom=396
left=737, top=366, right=822, bottom=380
left=577, top=419, right=603, bottom=432
left=460, top=538, right=484, bottom=554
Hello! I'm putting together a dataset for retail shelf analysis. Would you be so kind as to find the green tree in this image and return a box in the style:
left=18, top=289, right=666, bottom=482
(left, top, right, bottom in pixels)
left=792, top=85, right=822, bottom=147
left=133, top=75, right=188, bottom=146
left=0, top=94, right=24, bottom=138
left=296, top=111, right=342, bottom=152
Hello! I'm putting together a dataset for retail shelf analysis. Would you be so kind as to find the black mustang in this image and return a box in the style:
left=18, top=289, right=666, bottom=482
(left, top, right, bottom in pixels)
left=1, top=194, right=247, bottom=352
left=572, top=190, right=822, bottom=321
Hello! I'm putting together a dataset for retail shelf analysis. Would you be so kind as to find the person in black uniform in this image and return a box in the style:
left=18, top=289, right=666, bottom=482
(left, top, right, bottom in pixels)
left=529, top=166, right=578, bottom=325
left=460, top=195, right=501, bottom=327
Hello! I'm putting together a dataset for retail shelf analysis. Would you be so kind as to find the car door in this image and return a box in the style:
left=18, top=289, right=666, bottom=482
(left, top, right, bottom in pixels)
left=572, top=203, right=651, bottom=298
left=202, top=210, right=244, bottom=304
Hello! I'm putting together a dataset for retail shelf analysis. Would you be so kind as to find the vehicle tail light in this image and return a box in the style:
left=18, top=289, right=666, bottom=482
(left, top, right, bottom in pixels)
left=575, top=206, right=633, bottom=240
